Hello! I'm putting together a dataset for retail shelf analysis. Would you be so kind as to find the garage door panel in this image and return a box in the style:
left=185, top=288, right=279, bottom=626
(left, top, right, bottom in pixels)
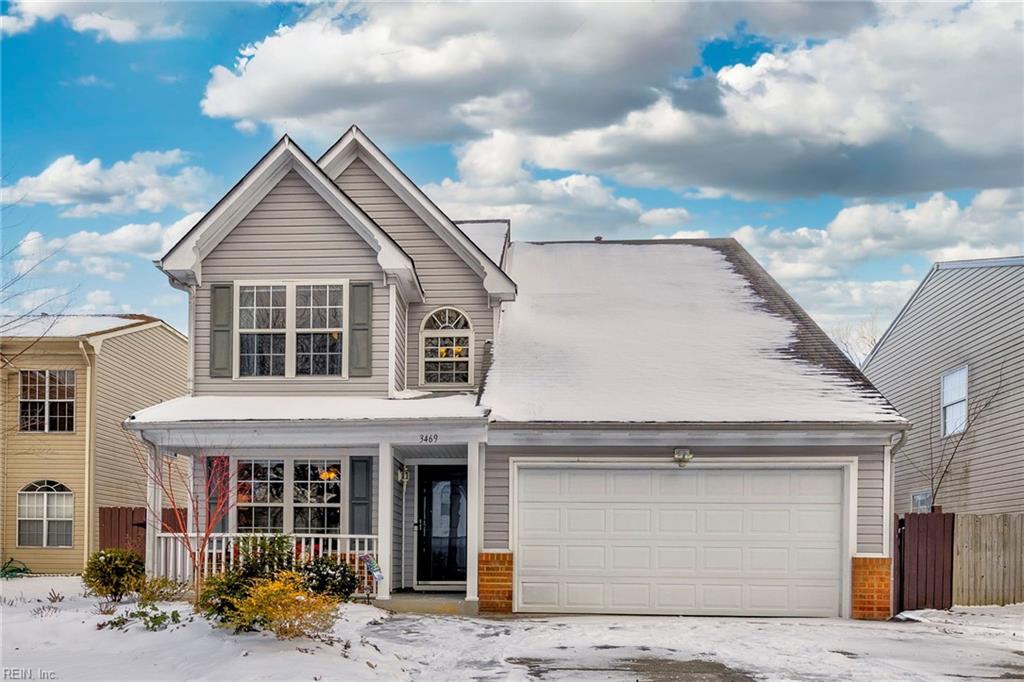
left=516, top=466, right=844, bottom=616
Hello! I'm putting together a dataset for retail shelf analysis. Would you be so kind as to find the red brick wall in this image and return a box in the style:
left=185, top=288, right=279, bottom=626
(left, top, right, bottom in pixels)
left=479, top=552, right=513, bottom=613
left=852, top=556, right=892, bottom=620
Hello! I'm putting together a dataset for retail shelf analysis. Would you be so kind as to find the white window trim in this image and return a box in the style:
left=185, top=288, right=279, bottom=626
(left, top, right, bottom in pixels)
left=228, top=454, right=350, bottom=534
left=17, top=484, right=74, bottom=548
left=18, top=369, right=76, bottom=434
left=418, top=306, right=475, bottom=388
left=232, top=279, right=350, bottom=380
left=940, top=364, right=968, bottom=438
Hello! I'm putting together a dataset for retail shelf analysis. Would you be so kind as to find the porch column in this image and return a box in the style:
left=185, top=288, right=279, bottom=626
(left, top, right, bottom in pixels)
left=377, top=442, right=393, bottom=600
left=144, top=445, right=162, bottom=575
left=466, top=440, right=481, bottom=602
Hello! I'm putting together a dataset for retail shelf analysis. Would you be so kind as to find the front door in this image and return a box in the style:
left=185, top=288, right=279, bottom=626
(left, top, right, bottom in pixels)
left=417, top=466, right=467, bottom=583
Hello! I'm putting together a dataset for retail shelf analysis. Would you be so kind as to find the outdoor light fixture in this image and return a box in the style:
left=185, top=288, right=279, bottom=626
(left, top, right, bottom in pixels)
left=672, top=447, right=694, bottom=468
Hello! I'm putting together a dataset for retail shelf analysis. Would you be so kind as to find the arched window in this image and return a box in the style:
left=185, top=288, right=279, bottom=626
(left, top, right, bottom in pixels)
left=420, top=307, right=473, bottom=386
left=17, top=480, right=73, bottom=548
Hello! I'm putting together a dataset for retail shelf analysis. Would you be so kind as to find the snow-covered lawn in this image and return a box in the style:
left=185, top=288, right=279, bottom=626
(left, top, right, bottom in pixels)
left=2, top=577, right=1022, bottom=681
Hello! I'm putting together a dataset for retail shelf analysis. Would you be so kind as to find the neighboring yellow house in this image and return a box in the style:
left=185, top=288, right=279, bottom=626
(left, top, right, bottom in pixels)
left=1, top=314, right=187, bottom=573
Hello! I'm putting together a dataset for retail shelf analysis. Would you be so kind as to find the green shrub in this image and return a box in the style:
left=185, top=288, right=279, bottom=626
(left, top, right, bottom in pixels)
left=199, top=569, right=253, bottom=624
left=82, top=549, right=144, bottom=602
left=136, top=576, right=190, bottom=605
left=300, top=555, right=358, bottom=600
left=228, top=571, right=338, bottom=639
left=237, top=535, right=294, bottom=579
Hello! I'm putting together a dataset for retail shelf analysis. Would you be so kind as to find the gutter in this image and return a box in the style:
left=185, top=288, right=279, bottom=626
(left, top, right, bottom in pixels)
left=78, top=339, right=95, bottom=565
left=486, top=420, right=911, bottom=432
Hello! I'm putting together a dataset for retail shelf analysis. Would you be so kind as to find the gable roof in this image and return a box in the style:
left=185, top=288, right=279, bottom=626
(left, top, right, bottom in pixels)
left=159, top=135, right=423, bottom=302
left=455, top=219, right=510, bottom=267
left=2, top=313, right=162, bottom=339
left=479, top=238, right=904, bottom=425
left=318, top=126, right=516, bottom=301
left=863, top=255, right=1024, bottom=370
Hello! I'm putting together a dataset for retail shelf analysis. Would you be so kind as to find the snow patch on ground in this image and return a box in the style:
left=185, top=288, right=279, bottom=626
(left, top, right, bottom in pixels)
left=3, top=577, right=1022, bottom=681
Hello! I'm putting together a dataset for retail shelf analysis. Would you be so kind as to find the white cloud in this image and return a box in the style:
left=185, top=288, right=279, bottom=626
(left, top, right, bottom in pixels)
left=639, top=208, right=692, bottom=227
left=200, top=2, right=874, bottom=146
left=77, top=288, right=131, bottom=313
left=65, top=74, right=112, bottom=88
left=1, top=1, right=183, bottom=42
left=11, top=212, right=203, bottom=280
left=200, top=2, right=1019, bottom=199
left=659, top=230, right=712, bottom=239
left=734, top=188, right=1024, bottom=281
left=1, top=151, right=212, bottom=217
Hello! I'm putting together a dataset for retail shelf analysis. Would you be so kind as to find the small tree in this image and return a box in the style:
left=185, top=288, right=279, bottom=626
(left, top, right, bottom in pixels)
left=123, top=427, right=235, bottom=605
left=830, top=309, right=883, bottom=368
left=899, top=367, right=1004, bottom=509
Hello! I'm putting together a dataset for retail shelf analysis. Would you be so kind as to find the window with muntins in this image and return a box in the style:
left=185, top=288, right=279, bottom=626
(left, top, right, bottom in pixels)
left=292, top=459, right=343, bottom=533
left=295, top=285, right=344, bottom=376
left=421, top=307, right=473, bottom=385
left=19, top=370, right=75, bottom=432
left=236, top=459, right=285, bottom=532
left=238, top=285, right=287, bottom=377
left=234, top=281, right=349, bottom=379
left=941, top=366, right=968, bottom=436
left=18, top=480, right=73, bottom=547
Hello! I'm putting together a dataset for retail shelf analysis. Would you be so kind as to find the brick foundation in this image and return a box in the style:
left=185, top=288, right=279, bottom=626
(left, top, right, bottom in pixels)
left=479, top=551, right=513, bottom=613
left=852, top=556, right=892, bottom=620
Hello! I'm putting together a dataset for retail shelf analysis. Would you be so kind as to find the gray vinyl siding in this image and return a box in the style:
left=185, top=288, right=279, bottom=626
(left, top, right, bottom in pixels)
left=93, top=327, right=188, bottom=523
left=193, top=170, right=390, bottom=395
left=335, top=158, right=493, bottom=391
left=484, top=445, right=887, bottom=555
left=865, top=264, right=1024, bottom=515
left=394, top=288, right=408, bottom=392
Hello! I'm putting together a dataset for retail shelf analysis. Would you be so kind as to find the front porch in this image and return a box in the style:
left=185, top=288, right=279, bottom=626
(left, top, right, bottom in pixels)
left=135, top=412, right=486, bottom=605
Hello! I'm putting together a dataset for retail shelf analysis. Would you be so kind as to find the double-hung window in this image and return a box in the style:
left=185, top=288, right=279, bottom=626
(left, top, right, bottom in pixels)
left=236, top=459, right=285, bottom=533
left=238, top=285, right=287, bottom=377
left=941, top=365, right=968, bottom=436
left=235, top=281, right=349, bottom=379
left=19, top=370, right=75, bottom=432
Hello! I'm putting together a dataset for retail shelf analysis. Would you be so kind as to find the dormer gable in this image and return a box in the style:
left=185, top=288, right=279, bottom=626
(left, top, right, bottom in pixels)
left=159, top=135, right=423, bottom=304
left=318, top=126, right=516, bottom=304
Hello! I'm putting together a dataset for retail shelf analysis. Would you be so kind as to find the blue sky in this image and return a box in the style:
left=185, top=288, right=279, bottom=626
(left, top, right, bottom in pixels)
left=2, top=2, right=1021, bottom=360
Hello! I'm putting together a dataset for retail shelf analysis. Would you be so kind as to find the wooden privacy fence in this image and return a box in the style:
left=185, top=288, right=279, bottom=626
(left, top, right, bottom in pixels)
left=953, top=513, right=1024, bottom=606
left=98, top=507, right=186, bottom=559
left=893, top=512, right=955, bottom=612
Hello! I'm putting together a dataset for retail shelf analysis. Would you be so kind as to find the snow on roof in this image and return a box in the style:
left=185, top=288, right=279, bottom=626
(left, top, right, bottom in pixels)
left=455, top=220, right=509, bottom=266
left=2, top=314, right=158, bottom=339
left=128, top=392, right=486, bottom=425
left=480, top=240, right=903, bottom=424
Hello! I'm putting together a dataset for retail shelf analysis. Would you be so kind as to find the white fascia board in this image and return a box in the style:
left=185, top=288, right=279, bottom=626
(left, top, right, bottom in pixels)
left=127, top=418, right=488, bottom=449
left=486, top=426, right=899, bottom=447
left=319, top=127, right=516, bottom=301
left=86, top=320, right=186, bottom=354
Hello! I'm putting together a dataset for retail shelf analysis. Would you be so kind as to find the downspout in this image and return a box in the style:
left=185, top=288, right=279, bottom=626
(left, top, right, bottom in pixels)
left=79, top=339, right=95, bottom=566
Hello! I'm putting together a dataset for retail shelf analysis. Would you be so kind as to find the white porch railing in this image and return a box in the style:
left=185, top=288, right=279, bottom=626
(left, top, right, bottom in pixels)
left=153, top=533, right=379, bottom=594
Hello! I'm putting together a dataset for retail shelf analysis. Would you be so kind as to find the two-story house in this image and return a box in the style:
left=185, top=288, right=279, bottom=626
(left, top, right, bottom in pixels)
left=864, top=256, right=1023, bottom=515
left=1, top=314, right=187, bottom=573
left=128, top=127, right=908, bottom=620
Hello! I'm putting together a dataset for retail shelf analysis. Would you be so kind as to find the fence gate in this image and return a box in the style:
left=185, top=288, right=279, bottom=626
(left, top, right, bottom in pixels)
left=99, top=507, right=187, bottom=559
left=893, top=512, right=955, bottom=613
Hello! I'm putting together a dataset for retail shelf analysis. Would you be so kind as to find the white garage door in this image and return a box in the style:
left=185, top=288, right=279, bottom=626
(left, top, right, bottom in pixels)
left=514, top=466, right=844, bottom=616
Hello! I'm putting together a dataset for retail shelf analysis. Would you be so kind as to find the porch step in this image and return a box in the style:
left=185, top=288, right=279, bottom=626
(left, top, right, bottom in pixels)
left=373, top=593, right=479, bottom=617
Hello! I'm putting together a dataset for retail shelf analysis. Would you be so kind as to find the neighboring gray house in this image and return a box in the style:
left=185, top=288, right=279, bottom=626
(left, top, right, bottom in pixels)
left=128, top=126, right=907, bottom=620
left=864, top=256, right=1024, bottom=516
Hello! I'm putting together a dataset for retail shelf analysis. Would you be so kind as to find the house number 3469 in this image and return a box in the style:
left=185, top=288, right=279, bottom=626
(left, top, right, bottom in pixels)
left=419, top=433, right=439, bottom=444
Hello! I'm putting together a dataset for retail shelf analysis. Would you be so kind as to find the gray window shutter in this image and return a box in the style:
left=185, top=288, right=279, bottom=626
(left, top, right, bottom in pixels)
left=349, top=283, right=372, bottom=377
left=349, top=457, right=372, bottom=535
left=209, top=284, right=233, bottom=378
